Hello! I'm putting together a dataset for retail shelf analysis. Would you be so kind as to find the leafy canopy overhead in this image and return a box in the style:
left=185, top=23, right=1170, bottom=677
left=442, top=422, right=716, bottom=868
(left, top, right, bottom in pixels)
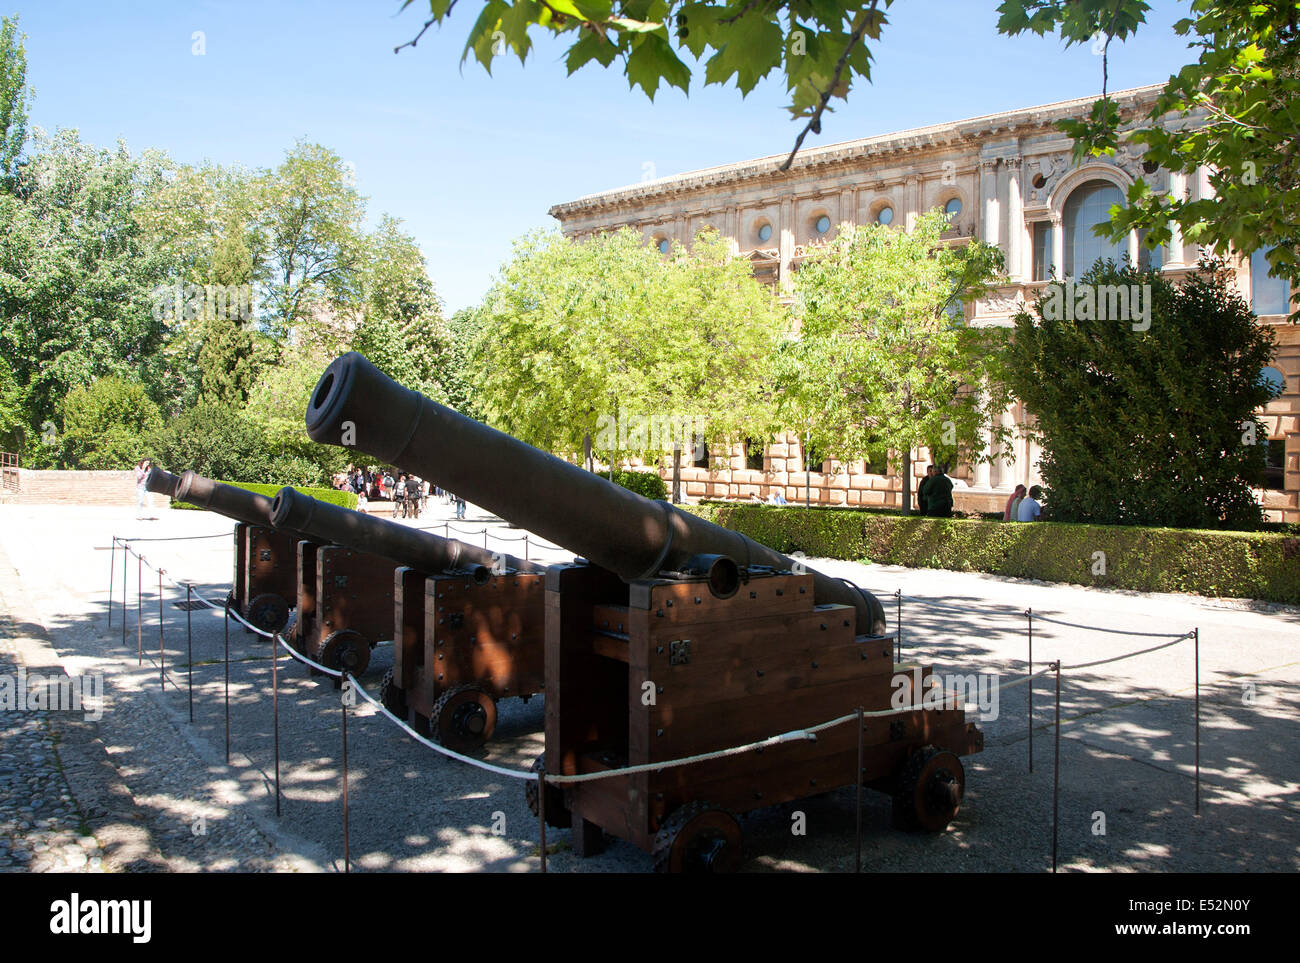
left=397, top=0, right=892, bottom=168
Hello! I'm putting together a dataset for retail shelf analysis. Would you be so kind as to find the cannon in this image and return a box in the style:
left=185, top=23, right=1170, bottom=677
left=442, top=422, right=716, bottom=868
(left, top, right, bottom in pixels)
left=303, top=353, right=981, bottom=871
left=144, top=467, right=182, bottom=499
left=271, top=488, right=548, bottom=746
left=168, top=470, right=303, bottom=634
left=303, top=352, right=886, bottom=634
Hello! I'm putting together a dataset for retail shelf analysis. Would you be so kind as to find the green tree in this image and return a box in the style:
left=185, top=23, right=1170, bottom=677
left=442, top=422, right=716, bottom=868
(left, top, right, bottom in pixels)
left=349, top=215, right=456, bottom=401
left=56, top=376, right=163, bottom=470
left=253, top=141, right=368, bottom=346
left=0, top=353, right=26, bottom=452
left=0, top=130, right=177, bottom=452
left=242, top=344, right=352, bottom=486
left=472, top=227, right=782, bottom=474
left=998, top=0, right=1300, bottom=318
left=147, top=400, right=271, bottom=484
left=1002, top=259, right=1278, bottom=528
left=781, top=208, right=1008, bottom=513
left=0, top=15, right=28, bottom=188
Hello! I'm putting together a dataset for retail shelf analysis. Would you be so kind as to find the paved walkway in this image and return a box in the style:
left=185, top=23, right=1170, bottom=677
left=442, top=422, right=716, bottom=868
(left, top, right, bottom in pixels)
left=0, top=499, right=1295, bottom=872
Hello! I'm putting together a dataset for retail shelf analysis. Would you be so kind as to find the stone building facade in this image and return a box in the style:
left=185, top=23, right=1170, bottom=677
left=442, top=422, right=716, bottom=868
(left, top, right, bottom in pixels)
left=549, top=85, right=1300, bottom=521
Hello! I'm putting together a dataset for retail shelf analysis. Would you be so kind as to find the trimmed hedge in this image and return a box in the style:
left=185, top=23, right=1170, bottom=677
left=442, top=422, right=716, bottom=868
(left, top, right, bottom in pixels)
left=612, top=468, right=668, bottom=501
left=683, top=504, right=1300, bottom=605
left=173, top=481, right=356, bottom=511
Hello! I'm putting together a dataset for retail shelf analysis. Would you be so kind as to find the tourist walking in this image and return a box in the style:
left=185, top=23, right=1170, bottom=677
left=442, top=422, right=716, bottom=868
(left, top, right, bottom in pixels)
left=133, top=458, right=152, bottom=519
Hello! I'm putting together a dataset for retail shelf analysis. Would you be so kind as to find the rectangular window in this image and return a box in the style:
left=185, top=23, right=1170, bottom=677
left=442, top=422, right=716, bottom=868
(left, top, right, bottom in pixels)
left=1251, top=248, right=1291, bottom=316
left=1262, top=439, right=1285, bottom=491
left=1032, top=222, right=1052, bottom=281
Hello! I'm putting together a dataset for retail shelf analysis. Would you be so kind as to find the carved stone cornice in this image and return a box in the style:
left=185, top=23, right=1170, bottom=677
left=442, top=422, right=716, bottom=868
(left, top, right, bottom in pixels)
left=549, top=84, right=1167, bottom=220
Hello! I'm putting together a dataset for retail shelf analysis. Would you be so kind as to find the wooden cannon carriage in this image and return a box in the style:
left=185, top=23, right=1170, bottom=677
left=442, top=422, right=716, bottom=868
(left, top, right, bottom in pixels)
left=273, top=487, right=546, bottom=739
left=534, top=562, right=982, bottom=870
left=149, top=470, right=303, bottom=634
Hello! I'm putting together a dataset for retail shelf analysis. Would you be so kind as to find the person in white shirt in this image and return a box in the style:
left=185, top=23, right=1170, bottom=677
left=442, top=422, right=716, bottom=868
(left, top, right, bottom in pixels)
left=1017, top=485, right=1044, bottom=522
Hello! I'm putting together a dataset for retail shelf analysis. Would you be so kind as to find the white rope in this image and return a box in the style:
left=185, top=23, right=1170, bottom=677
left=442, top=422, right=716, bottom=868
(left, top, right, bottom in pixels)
left=109, top=537, right=1201, bottom=788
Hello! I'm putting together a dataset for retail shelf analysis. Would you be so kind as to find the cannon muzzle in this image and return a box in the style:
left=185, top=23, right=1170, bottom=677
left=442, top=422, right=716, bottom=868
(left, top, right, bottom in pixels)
left=270, top=486, right=543, bottom=576
left=176, top=470, right=276, bottom=527
left=145, top=467, right=182, bottom=498
left=305, top=352, right=886, bottom=635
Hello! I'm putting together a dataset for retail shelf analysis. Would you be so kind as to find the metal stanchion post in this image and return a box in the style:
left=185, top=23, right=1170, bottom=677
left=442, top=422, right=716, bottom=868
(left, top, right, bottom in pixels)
left=158, top=568, right=165, bottom=690
left=137, top=553, right=143, bottom=666
left=342, top=677, right=350, bottom=874
left=186, top=584, right=193, bottom=722
left=537, top=767, right=548, bottom=874
left=1194, top=627, right=1200, bottom=816
left=108, top=537, right=116, bottom=629
left=121, top=541, right=128, bottom=651
left=484, top=529, right=489, bottom=550
left=273, top=633, right=281, bottom=817
left=855, top=706, right=864, bottom=873
left=223, top=600, right=230, bottom=765
left=524, top=535, right=530, bottom=562
left=1027, top=608, right=1033, bottom=773
left=895, top=589, right=901, bottom=662
left=1052, top=660, right=1061, bottom=874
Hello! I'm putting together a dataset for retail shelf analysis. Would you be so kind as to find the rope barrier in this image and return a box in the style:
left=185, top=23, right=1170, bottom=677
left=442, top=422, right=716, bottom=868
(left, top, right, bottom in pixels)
left=116, top=531, right=232, bottom=543
left=1028, top=612, right=1191, bottom=638
left=108, top=532, right=1205, bottom=790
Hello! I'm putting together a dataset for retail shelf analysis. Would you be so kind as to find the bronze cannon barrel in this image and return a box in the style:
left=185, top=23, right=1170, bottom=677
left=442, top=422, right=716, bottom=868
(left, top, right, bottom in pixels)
left=145, top=467, right=182, bottom=498
left=304, top=352, right=887, bottom=635
left=175, top=470, right=278, bottom=528
left=270, top=486, right=544, bottom=576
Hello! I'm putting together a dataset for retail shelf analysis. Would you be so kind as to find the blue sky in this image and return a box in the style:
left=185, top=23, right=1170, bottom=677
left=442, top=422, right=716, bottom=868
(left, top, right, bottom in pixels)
left=15, top=1, right=1197, bottom=311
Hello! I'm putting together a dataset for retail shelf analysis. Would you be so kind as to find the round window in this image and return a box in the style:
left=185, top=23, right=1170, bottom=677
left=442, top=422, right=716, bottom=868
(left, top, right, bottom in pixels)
left=1259, top=366, right=1286, bottom=397
left=657, top=238, right=670, bottom=254
left=814, top=215, right=831, bottom=235
left=757, top=223, right=773, bottom=243
left=944, top=197, right=962, bottom=217
left=877, top=206, right=894, bottom=225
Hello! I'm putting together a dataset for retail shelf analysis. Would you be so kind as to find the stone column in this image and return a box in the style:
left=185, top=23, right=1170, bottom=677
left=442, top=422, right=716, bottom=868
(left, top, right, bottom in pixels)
left=839, top=188, right=856, bottom=230
left=973, top=387, right=992, bottom=489
left=779, top=196, right=795, bottom=293
left=1166, top=171, right=1186, bottom=267
left=980, top=159, right=1000, bottom=246
left=905, top=175, right=921, bottom=231
left=725, top=205, right=740, bottom=254
left=993, top=405, right=1017, bottom=488
left=1050, top=212, right=1064, bottom=278
left=1190, top=165, right=1214, bottom=260
left=1006, top=157, right=1024, bottom=280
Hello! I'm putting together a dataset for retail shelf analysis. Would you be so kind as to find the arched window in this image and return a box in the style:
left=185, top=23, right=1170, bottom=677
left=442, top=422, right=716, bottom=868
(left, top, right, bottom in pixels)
left=1063, top=179, right=1125, bottom=277
left=656, top=237, right=670, bottom=254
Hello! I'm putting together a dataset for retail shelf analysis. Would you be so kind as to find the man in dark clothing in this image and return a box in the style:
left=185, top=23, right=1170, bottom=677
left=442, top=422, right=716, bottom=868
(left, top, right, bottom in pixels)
left=928, top=464, right=955, bottom=517
left=917, top=465, right=937, bottom=516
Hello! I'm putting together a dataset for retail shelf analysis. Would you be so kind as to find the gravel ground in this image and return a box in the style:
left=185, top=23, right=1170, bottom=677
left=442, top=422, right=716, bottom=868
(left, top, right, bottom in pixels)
left=0, top=634, right=105, bottom=873
left=0, top=497, right=1296, bottom=873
